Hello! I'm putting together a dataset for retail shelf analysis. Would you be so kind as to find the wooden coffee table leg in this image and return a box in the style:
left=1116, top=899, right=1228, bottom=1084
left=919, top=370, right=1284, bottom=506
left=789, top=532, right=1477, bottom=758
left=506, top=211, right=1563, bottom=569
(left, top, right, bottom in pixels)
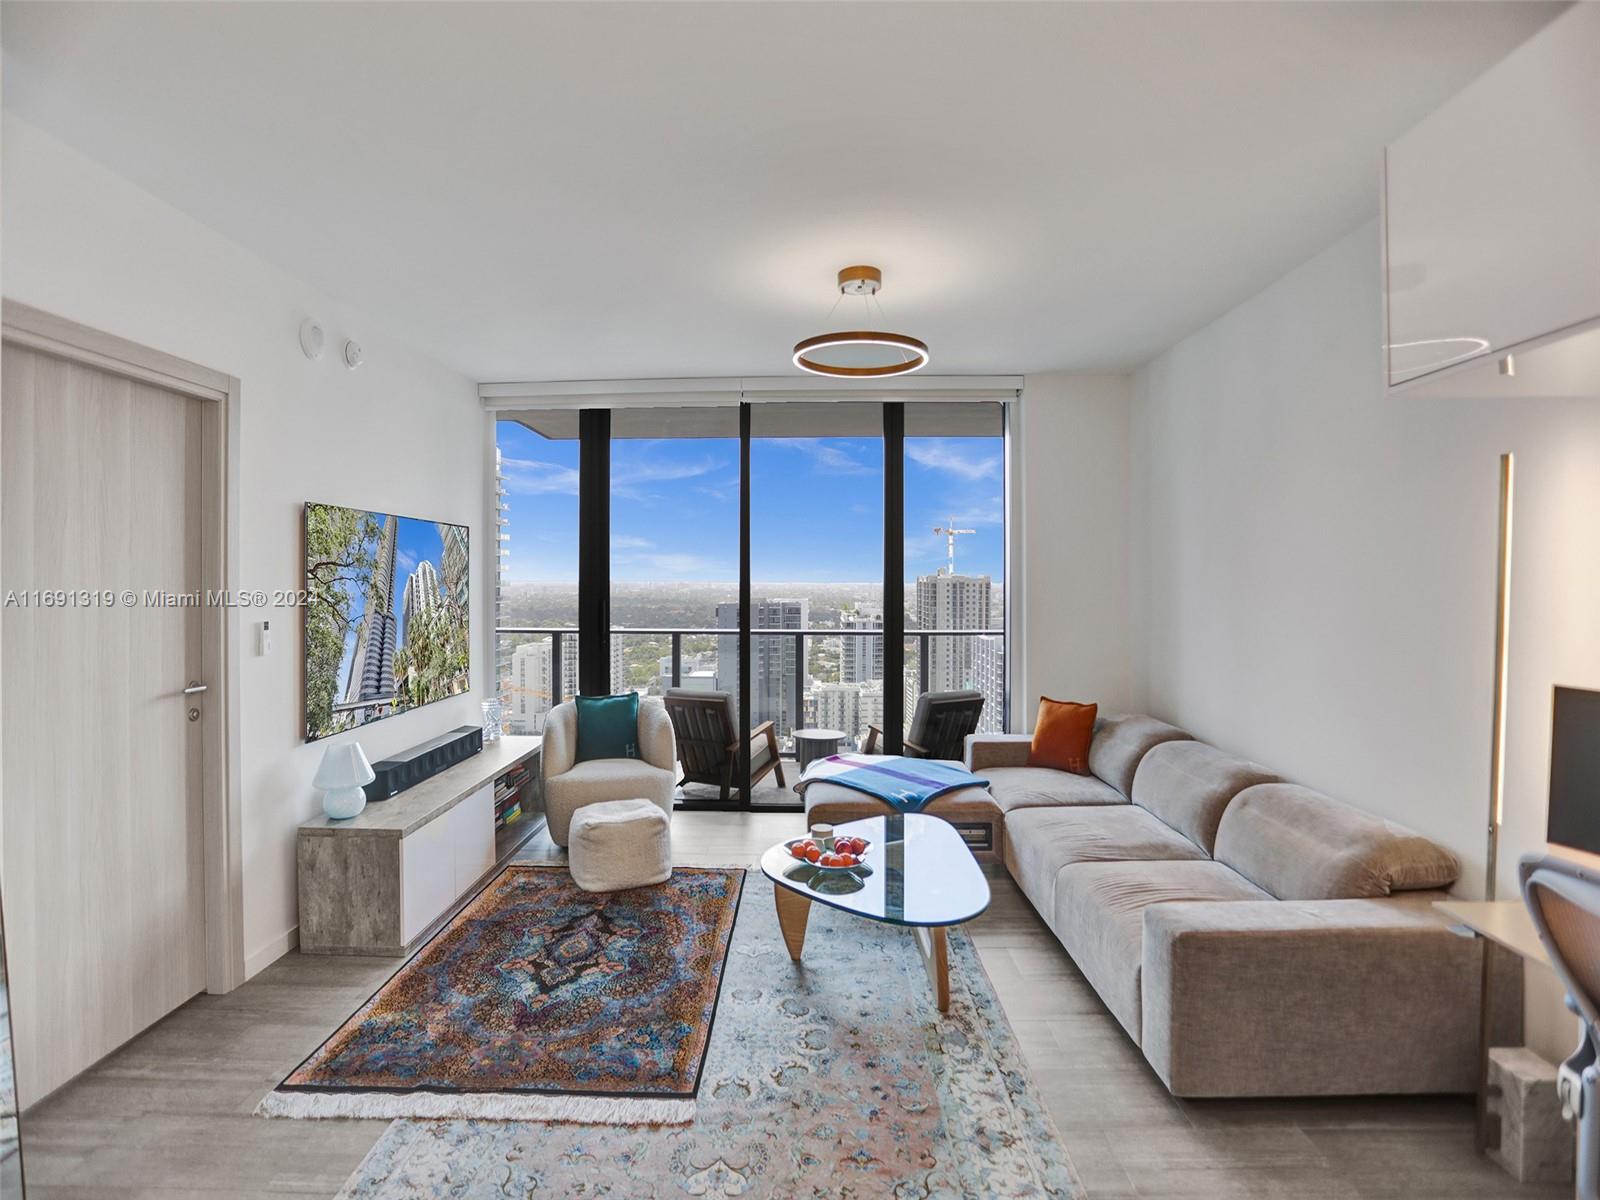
left=914, top=924, right=951, bottom=1013
left=774, top=885, right=811, bottom=961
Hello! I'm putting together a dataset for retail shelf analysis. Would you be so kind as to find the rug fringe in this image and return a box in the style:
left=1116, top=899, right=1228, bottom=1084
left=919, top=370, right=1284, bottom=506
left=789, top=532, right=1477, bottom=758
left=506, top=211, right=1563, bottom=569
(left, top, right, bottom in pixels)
left=255, top=1089, right=694, bottom=1125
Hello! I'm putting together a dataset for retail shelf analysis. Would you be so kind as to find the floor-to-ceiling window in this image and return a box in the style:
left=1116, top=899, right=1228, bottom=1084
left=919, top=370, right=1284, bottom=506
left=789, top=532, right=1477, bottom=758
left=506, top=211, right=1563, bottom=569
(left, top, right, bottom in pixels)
left=494, top=412, right=580, bottom=734
left=494, top=395, right=1007, bottom=810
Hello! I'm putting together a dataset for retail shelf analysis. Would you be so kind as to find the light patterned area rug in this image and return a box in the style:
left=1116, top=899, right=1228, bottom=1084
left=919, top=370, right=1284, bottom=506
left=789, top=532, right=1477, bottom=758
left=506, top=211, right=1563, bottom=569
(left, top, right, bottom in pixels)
left=261, top=865, right=743, bottom=1124
left=336, top=872, right=1085, bottom=1199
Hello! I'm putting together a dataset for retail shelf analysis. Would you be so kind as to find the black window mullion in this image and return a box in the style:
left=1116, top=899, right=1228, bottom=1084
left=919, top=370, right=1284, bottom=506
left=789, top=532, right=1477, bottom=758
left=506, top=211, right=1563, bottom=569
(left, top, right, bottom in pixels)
left=577, top=408, right=611, bottom=696
left=883, top=403, right=905, bottom=754
left=738, top=402, right=753, bottom=805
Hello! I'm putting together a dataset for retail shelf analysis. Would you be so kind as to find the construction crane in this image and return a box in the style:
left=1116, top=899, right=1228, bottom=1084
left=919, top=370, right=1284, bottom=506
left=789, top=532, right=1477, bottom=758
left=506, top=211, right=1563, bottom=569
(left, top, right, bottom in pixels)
left=932, top=518, right=976, bottom=575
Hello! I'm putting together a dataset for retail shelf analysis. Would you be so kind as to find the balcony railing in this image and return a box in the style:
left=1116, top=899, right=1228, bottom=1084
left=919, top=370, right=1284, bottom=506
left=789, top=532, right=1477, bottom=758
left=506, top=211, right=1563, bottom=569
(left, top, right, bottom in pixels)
left=496, top=625, right=1005, bottom=746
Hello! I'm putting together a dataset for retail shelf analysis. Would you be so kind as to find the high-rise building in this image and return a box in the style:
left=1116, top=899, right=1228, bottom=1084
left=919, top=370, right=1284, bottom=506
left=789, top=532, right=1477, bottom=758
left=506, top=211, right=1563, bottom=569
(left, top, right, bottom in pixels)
left=913, top=570, right=992, bottom=695
left=717, top=598, right=809, bottom=742
left=401, top=559, right=442, bottom=632
left=438, top=522, right=469, bottom=610
left=610, top=634, right=627, bottom=694
left=507, top=637, right=577, bottom=734
left=343, top=513, right=399, bottom=711
left=972, top=634, right=1005, bottom=734
left=810, top=680, right=883, bottom=750
left=840, top=603, right=883, bottom=685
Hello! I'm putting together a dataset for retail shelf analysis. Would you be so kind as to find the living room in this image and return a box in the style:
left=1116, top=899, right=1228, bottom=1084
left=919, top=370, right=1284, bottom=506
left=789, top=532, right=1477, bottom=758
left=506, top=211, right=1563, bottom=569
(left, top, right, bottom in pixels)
left=2, top=2, right=1599, bottom=1198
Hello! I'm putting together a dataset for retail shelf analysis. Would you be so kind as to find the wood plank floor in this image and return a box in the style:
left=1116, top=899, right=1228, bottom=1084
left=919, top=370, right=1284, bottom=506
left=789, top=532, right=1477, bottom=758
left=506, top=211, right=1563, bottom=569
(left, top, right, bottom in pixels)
left=21, top=811, right=1557, bottom=1199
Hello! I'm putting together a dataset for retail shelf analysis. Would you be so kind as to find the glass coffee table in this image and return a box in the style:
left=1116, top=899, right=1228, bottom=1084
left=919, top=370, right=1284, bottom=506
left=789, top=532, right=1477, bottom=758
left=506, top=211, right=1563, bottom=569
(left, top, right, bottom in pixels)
left=759, top=813, right=991, bottom=1012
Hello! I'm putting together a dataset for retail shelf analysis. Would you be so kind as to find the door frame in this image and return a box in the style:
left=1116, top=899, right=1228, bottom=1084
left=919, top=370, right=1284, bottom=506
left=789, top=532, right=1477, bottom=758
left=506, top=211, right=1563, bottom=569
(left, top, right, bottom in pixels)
left=1, top=300, right=246, bottom=993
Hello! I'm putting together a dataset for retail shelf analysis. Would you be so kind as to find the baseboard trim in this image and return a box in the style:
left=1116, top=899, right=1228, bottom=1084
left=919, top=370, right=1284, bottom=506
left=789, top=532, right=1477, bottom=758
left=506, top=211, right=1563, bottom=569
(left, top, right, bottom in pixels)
left=244, top=925, right=300, bottom=980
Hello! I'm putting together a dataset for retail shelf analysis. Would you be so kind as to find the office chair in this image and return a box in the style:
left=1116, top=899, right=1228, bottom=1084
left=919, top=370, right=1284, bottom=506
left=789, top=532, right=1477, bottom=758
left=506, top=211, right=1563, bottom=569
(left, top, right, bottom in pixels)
left=1521, top=854, right=1600, bottom=1199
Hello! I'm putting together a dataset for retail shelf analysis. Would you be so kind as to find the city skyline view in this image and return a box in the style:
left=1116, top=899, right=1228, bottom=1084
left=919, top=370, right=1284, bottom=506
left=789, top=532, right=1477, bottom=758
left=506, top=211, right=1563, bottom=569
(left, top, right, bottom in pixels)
left=494, top=415, right=1008, bottom=755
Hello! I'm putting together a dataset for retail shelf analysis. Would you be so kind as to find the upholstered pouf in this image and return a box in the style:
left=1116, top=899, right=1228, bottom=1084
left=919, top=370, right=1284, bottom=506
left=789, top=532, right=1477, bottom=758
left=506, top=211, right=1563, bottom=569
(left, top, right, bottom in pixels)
left=567, top=797, right=673, bottom=893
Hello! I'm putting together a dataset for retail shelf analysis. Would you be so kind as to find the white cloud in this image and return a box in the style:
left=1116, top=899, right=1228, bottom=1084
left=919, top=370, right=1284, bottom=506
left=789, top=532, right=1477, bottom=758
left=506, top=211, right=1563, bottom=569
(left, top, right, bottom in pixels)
left=778, top=439, right=875, bottom=475
left=501, top=456, right=580, bottom=496
left=395, top=548, right=418, bottom=572
left=611, top=456, right=719, bottom=499
left=907, top=442, right=1000, bottom=481
left=611, top=534, right=652, bottom=550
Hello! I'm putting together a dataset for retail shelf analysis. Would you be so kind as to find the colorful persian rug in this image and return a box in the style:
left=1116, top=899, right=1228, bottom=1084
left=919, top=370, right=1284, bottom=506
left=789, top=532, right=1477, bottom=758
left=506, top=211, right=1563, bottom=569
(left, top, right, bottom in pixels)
left=334, top=872, right=1085, bottom=1199
left=259, top=864, right=744, bottom=1123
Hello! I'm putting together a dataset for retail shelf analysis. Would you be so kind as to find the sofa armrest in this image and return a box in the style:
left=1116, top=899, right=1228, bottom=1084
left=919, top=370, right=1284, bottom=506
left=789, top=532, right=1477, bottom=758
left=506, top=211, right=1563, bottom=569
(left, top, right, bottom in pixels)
left=965, top=733, right=1032, bottom=771
left=1140, top=897, right=1520, bottom=1098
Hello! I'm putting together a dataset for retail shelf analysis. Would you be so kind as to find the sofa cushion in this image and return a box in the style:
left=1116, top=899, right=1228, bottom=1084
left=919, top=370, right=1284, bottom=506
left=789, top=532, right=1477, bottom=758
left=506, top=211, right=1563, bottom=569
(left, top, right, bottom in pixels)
left=1214, top=783, right=1461, bottom=901
left=1005, top=806, right=1209, bottom=918
left=1131, top=740, right=1279, bottom=855
left=985, top=766, right=1126, bottom=814
left=1088, top=714, right=1193, bottom=798
left=1052, top=860, right=1271, bottom=1041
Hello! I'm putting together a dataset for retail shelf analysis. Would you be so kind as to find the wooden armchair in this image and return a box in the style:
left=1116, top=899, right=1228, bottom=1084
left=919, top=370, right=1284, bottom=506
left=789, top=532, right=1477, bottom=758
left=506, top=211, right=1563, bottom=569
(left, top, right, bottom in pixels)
left=861, top=689, right=985, bottom=761
left=663, top=689, right=787, bottom=802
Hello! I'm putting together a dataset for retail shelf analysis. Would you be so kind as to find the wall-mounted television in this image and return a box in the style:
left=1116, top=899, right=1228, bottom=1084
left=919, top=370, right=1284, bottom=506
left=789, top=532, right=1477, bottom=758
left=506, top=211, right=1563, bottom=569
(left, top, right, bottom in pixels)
left=303, top=501, right=470, bottom=742
left=1547, top=685, right=1600, bottom=856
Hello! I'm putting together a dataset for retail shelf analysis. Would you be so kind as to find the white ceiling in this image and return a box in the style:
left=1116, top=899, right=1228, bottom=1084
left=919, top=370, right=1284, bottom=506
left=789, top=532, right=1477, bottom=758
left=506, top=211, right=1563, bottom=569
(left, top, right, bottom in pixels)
left=2, top=1, right=1563, bottom=381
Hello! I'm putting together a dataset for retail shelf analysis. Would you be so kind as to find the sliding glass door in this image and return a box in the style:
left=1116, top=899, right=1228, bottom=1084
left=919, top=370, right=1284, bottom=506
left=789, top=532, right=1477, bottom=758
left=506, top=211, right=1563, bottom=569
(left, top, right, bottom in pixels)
left=904, top=403, right=1007, bottom=736
left=495, top=397, right=1008, bottom=813
left=748, top=403, right=884, bottom=806
left=609, top=407, right=742, bottom=799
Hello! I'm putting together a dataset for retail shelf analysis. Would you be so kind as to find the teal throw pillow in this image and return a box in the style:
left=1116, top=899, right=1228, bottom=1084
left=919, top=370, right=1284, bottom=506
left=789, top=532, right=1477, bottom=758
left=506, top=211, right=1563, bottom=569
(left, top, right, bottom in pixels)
left=574, top=693, right=640, bottom=762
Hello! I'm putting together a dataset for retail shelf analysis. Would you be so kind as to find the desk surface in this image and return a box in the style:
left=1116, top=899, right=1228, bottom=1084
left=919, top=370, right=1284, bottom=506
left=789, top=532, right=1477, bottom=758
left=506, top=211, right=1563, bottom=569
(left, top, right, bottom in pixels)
left=299, top=735, right=540, bottom=838
left=1434, top=899, right=1552, bottom=969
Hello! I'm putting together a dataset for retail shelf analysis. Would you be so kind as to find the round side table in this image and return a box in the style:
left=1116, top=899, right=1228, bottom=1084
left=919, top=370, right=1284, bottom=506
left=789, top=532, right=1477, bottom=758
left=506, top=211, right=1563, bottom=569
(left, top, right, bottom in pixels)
left=793, top=727, right=846, bottom=773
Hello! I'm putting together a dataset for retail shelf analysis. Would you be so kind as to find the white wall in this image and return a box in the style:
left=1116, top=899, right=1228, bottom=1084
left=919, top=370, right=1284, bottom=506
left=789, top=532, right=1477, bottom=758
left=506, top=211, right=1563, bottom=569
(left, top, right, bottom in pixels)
left=1, top=116, right=488, bottom=977
left=1130, top=218, right=1600, bottom=1059
left=1014, top=372, right=1134, bottom=723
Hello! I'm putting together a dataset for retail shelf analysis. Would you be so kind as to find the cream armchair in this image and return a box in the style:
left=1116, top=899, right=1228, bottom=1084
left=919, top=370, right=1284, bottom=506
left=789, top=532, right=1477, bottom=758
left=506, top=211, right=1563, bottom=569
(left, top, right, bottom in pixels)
left=541, top=699, right=676, bottom=846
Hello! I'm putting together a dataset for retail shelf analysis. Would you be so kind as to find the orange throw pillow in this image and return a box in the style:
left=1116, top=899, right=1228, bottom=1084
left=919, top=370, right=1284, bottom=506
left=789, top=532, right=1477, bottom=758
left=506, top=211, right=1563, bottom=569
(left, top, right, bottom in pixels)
left=1029, top=698, right=1098, bottom=775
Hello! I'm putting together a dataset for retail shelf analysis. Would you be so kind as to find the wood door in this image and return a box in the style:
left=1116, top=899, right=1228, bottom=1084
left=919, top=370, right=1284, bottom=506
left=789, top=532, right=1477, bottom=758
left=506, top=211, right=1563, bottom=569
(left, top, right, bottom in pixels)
left=2, top=342, right=208, bottom=1106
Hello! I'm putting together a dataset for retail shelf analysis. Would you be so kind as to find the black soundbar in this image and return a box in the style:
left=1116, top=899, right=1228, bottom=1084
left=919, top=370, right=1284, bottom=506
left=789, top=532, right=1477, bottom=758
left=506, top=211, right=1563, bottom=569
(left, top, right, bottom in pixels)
left=364, top=725, right=483, bottom=803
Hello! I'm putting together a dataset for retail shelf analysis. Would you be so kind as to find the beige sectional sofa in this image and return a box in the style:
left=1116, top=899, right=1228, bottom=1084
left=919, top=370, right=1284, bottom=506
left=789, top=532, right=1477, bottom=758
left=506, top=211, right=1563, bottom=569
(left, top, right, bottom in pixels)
left=969, top=715, right=1521, bottom=1098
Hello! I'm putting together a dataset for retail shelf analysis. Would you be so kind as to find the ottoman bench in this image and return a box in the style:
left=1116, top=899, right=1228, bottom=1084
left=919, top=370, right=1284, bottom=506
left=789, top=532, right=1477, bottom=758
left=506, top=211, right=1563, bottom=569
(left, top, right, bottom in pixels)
left=567, top=797, right=672, bottom=893
left=799, top=759, right=1004, bottom=863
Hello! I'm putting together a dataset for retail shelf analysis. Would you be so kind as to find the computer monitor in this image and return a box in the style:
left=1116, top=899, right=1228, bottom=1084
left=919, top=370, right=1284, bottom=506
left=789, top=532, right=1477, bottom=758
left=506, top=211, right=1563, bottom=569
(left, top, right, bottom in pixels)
left=1547, top=686, right=1600, bottom=855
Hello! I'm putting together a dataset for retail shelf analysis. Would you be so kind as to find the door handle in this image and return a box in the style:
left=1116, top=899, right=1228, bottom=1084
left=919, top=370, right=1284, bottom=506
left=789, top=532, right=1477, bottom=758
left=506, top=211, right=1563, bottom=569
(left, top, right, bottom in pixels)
left=183, top=682, right=208, bottom=695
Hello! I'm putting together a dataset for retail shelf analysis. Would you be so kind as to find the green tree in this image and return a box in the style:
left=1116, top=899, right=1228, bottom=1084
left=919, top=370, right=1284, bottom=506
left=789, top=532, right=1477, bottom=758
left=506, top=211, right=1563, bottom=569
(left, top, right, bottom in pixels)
left=394, top=599, right=470, bottom=710
left=304, top=504, right=380, bottom=737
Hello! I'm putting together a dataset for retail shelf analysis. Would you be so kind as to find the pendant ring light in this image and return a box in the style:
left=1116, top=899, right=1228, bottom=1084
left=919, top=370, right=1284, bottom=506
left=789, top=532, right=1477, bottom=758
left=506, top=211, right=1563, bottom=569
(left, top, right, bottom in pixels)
left=792, top=266, right=930, bottom=378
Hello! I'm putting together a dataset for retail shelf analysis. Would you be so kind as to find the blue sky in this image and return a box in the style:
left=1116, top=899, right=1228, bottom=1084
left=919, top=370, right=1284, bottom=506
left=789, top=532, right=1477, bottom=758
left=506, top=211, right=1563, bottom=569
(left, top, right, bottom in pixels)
left=497, top=422, right=1004, bottom=585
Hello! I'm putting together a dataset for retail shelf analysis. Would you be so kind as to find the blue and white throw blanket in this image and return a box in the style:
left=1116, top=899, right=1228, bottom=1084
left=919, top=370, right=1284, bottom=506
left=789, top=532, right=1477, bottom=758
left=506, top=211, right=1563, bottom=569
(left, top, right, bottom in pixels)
left=795, top=755, right=989, bottom=814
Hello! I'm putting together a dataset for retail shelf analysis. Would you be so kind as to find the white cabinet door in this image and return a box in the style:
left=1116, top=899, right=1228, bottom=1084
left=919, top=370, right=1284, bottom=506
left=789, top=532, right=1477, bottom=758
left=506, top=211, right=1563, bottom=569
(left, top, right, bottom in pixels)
left=1384, top=3, right=1600, bottom=387
left=451, top=784, right=497, bottom=895
left=400, top=816, right=455, bottom=945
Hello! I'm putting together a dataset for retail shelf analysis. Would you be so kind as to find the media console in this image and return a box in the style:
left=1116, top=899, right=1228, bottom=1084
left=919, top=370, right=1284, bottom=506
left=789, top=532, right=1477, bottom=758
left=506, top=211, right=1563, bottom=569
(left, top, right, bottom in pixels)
left=296, top=735, right=541, bottom=956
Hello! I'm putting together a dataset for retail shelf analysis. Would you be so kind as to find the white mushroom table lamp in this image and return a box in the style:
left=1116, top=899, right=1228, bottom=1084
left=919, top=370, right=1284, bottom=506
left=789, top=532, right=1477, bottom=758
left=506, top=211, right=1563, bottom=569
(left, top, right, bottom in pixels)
left=316, top=742, right=375, bottom=820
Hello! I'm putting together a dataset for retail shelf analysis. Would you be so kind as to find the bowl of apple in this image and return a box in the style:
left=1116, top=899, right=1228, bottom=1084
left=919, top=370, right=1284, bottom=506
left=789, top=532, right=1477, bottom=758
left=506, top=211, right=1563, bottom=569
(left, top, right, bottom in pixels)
left=784, top=834, right=871, bottom=872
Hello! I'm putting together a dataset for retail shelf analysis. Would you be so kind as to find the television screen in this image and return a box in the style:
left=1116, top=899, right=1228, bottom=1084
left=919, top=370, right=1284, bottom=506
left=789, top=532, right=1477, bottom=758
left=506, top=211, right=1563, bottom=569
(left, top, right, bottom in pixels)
left=1547, top=686, right=1600, bottom=855
left=303, top=502, right=470, bottom=741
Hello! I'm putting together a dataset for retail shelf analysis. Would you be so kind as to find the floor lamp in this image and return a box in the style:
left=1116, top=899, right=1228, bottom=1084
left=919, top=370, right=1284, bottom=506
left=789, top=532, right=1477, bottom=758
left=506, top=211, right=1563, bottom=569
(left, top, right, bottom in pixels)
left=1485, top=452, right=1514, bottom=902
